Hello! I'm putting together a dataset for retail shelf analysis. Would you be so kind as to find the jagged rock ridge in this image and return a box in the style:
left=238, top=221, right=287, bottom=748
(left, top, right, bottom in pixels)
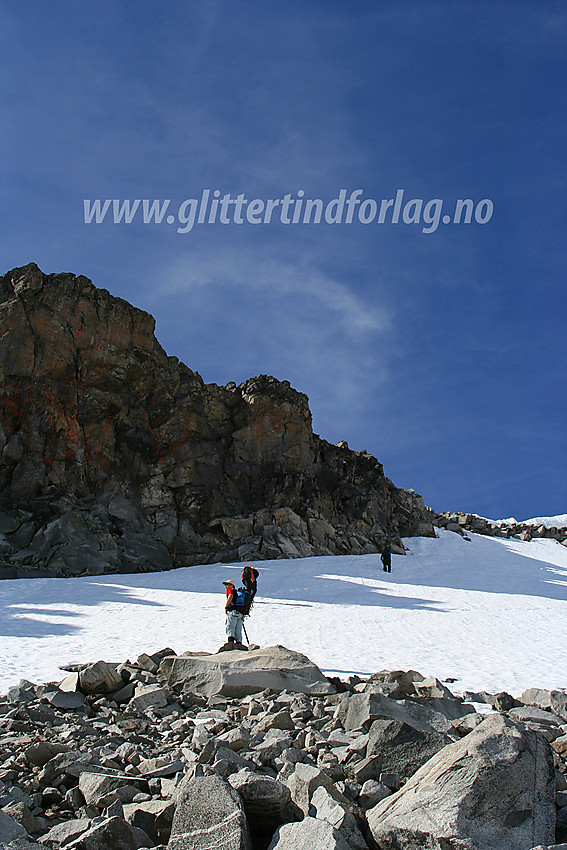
left=0, top=263, right=434, bottom=578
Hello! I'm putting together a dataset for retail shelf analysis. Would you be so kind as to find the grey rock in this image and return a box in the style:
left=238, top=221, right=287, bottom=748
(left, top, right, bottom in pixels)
left=286, top=763, right=337, bottom=815
left=46, top=690, right=85, bottom=710
left=451, top=712, right=486, bottom=736
left=309, top=785, right=368, bottom=850
left=1, top=804, right=37, bottom=836
left=78, top=773, right=142, bottom=809
left=216, top=727, right=250, bottom=752
left=109, top=683, right=136, bottom=704
left=59, top=673, right=80, bottom=692
left=550, top=692, right=567, bottom=722
left=38, top=752, right=95, bottom=786
left=64, top=816, right=140, bottom=850
left=413, top=695, right=476, bottom=723
left=413, top=676, right=455, bottom=699
left=160, top=646, right=335, bottom=698
left=0, top=839, right=40, bottom=850
left=558, top=805, right=567, bottom=843
left=326, top=730, right=356, bottom=747
left=357, top=779, right=391, bottom=810
left=0, top=811, right=27, bottom=844
left=2, top=435, right=24, bottom=463
left=267, top=817, right=351, bottom=850
left=41, top=786, right=64, bottom=807
left=1, top=788, right=33, bottom=808
left=367, top=714, right=556, bottom=850
left=343, top=691, right=454, bottom=734
left=378, top=772, right=403, bottom=792
left=346, top=756, right=383, bottom=784
left=509, top=705, right=563, bottom=727
left=168, top=774, right=251, bottom=850
left=521, top=688, right=555, bottom=710
left=6, top=685, right=35, bottom=704
left=106, top=800, right=125, bottom=819
left=493, top=691, right=517, bottom=711
left=366, top=669, right=425, bottom=699
left=211, top=746, right=256, bottom=777
left=229, top=769, right=302, bottom=844
left=0, top=512, right=21, bottom=534
left=39, top=819, right=91, bottom=846
left=136, top=758, right=184, bottom=779
left=462, top=690, right=496, bottom=705
left=254, top=735, right=293, bottom=764
left=78, top=662, right=123, bottom=695
left=129, top=686, right=168, bottom=713
left=366, top=718, right=451, bottom=779
left=122, top=800, right=174, bottom=846
left=255, top=710, right=295, bottom=733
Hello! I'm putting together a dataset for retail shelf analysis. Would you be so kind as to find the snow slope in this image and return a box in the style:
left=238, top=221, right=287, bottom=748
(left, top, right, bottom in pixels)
left=0, top=530, right=566, bottom=698
left=494, top=513, right=567, bottom=528
left=523, top=513, right=567, bottom=528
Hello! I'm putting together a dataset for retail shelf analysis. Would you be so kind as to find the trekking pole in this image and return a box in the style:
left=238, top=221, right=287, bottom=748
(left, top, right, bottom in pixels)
left=242, top=621, right=250, bottom=645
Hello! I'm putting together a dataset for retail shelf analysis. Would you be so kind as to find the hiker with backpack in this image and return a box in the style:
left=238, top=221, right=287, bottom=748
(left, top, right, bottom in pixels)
left=241, top=565, right=259, bottom=601
left=222, top=579, right=251, bottom=647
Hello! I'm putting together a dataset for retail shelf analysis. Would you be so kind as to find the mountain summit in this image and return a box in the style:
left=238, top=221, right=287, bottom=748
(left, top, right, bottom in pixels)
left=0, top=263, right=434, bottom=578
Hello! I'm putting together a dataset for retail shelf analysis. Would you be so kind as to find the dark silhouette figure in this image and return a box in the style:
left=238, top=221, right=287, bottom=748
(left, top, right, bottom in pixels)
left=381, top=543, right=392, bottom=573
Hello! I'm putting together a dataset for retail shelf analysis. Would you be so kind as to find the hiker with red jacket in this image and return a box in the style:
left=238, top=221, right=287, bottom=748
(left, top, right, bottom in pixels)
left=222, top=568, right=259, bottom=648
left=222, top=580, right=243, bottom=646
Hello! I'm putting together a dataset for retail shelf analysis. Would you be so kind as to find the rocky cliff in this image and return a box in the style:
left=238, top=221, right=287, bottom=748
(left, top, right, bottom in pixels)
left=0, top=263, right=435, bottom=578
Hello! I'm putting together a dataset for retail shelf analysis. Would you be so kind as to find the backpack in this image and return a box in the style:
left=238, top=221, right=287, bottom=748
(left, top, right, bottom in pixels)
left=241, top=566, right=259, bottom=596
left=231, top=586, right=252, bottom=615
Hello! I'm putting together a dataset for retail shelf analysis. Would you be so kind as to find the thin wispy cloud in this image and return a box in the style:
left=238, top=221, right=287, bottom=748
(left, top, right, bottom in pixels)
left=158, top=252, right=389, bottom=336
left=144, top=249, right=392, bottom=441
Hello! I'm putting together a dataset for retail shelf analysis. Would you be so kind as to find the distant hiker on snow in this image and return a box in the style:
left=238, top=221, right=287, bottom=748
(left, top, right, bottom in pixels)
left=381, top=542, right=392, bottom=573
left=222, top=579, right=252, bottom=648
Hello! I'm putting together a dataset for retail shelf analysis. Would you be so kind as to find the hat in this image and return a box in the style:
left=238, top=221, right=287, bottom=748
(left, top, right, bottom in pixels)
left=222, top=580, right=235, bottom=587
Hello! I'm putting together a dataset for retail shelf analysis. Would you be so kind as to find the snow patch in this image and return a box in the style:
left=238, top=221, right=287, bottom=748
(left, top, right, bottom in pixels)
left=0, top=529, right=566, bottom=698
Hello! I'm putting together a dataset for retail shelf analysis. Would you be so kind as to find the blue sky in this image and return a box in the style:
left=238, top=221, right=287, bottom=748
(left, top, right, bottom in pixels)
left=1, top=1, right=566, bottom=520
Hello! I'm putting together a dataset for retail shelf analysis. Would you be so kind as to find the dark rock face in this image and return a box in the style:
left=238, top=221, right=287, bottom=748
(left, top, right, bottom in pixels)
left=0, top=263, right=435, bottom=578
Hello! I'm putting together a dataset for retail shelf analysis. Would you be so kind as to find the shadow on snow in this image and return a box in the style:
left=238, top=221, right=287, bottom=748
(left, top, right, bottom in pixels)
left=0, top=580, right=167, bottom=638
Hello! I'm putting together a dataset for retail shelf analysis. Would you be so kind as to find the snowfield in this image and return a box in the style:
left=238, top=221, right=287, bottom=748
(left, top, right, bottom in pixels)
left=494, top=513, right=567, bottom=528
left=0, top=529, right=566, bottom=698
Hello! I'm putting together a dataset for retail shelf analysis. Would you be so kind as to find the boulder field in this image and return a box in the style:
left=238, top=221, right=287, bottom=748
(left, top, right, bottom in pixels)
left=0, top=645, right=566, bottom=849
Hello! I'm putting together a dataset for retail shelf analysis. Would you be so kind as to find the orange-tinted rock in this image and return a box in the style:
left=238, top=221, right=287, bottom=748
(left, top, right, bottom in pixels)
left=0, top=263, right=434, bottom=577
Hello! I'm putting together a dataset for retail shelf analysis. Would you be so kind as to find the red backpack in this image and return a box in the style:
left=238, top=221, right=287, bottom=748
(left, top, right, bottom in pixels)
left=241, top=565, right=259, bottom=596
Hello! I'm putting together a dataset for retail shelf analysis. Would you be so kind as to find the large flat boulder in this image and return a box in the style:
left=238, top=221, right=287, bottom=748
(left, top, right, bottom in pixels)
left=159, top=646, right=335, bottom=698
left=367, top=714, right=556, bottom=850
